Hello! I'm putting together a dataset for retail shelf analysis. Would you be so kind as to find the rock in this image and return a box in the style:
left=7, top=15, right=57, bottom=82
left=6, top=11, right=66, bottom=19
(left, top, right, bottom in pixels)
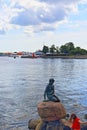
left=28, top=100, right=87, bottom=130
left=81, top=125, right=87, bottom=130
left=60, top=119, right=72, bottom=128
left=38, top=120, right=64, bottom=130
left=28, top=118, right=72, bottom=130
left=36, top=120, right=71, bottom=130
left=28, top=118, right=41, bottom=129
left=35, top=120, right=44, bottom=130
left=84, top=114, right=87, bottom=119
left=37, top=101, right=66, bottom=121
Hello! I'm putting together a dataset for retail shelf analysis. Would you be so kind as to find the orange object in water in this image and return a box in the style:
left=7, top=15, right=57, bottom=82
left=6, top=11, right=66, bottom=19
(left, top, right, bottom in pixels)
left=32, top=53, right=37, bottom=58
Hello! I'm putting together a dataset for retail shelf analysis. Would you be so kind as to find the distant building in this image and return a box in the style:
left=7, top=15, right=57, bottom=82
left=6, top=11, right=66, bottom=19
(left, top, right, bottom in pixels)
left=35, top=50, right=43, bottom=56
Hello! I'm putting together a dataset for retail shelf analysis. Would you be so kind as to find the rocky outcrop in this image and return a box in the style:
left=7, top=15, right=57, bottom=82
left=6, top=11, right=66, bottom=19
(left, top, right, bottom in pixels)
left=28, top=118, right=72, bottom=130
left=28, top=101, right=69, bottom=130
left=28, top=101, right=87, bottom=130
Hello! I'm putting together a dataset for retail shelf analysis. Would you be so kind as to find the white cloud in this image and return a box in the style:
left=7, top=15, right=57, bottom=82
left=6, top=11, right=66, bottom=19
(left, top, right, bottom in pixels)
left=0, top=0, right=87, bottom=35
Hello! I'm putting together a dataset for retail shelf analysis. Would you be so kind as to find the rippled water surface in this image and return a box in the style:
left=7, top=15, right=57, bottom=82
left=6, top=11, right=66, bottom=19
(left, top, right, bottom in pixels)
left=0, top=57, right=87, bottom=130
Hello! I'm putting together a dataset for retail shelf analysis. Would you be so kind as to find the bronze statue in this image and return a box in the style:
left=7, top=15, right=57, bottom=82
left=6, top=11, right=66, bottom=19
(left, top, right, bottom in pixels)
left=44, top=78, right=60, bottom=102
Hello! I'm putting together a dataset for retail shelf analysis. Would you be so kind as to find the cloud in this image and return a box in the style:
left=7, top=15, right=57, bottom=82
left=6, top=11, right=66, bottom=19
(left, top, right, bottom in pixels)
left=11, top=5, right=67, bottom=26
left=0, top=0, right=87, bottom=35
left=11, top=9, right=40, bottom=26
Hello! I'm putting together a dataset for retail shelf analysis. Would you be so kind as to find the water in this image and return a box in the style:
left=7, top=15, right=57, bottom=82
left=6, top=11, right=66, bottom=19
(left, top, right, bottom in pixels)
left=0, top=57, right=87, bottom=130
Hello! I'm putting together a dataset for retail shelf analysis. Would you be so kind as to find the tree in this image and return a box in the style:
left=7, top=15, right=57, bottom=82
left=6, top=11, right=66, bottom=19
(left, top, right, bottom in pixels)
left=42, top=45, right=49, bottom=54
left=65, top=42, right=75, bottom=51
left=50, top=44, right=56, bottom=53
left=60, top=45, right=69, bottom=54
left=42, top=43, right=87, bottom=56
left=60, top=42, right=75, bottom=54
left=74, top=47, right=87, bottom=55
left=81, top=49, right=87, bottom=55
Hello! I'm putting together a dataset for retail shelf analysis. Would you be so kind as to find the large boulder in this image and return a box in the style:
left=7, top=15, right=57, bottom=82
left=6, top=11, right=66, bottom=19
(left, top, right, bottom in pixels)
left=37, top=101, right=66, bottom=121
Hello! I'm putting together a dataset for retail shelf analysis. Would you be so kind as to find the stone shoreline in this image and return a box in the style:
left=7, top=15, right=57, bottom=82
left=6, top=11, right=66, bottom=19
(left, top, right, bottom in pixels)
left=41, top=55, right=87, bottom=59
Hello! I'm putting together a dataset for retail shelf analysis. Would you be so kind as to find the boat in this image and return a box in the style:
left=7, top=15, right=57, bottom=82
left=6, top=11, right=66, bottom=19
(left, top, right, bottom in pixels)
left=21, top=53, right=38, bottom=58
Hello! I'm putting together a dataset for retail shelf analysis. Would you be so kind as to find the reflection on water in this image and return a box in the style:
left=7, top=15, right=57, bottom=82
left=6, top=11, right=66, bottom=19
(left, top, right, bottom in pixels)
left=0, top=57, right=87, bottom=129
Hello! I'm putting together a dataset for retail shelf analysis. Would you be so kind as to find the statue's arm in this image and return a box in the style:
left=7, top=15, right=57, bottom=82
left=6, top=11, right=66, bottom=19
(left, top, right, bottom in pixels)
left=44, top=87, right=47, bottom=100
left=52, top=85, right=55, bottom=94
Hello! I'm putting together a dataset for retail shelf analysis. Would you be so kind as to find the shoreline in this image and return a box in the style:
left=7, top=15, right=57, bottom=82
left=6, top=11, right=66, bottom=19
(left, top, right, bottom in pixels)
left=41, top=55, right=87, bottom=59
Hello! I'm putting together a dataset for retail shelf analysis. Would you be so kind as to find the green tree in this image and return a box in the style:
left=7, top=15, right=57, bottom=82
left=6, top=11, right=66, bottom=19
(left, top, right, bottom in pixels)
left=42, top=43, right=87, bottom=56
left=42, top=45, right=49, bottom=54
left=60, top=42, right=75, bottom=54
left=60, top=45, right=68, bottom=54
left=74, top=47, right=87, bottom=55
left=81, top=49, right=87, bottom=55
left=65, top=42, right=74, bottom=51
left=50, top=44, right=56, bottom=53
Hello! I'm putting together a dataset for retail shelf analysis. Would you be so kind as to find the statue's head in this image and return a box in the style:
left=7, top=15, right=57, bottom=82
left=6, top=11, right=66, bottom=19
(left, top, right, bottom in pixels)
left=49, top=78, right=55, bottom=84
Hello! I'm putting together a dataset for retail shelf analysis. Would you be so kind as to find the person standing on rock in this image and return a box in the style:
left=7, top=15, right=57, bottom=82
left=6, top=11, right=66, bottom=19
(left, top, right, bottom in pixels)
left=44, top=78, right=60, bottom=102
left=68, top=113, right=87, bottom=130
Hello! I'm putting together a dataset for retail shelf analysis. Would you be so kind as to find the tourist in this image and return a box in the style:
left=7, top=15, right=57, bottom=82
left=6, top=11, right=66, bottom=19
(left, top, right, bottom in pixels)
left=68, top=113, right=87, bottom=130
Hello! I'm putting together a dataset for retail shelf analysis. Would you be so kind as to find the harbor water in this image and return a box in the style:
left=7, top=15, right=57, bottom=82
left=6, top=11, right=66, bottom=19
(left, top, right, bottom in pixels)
left=0, top=57, right=87, bottom=130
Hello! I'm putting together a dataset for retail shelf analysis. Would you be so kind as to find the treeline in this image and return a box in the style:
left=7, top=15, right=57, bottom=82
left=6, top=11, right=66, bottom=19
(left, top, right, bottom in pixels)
left=42, top=42, right=87, bottom=55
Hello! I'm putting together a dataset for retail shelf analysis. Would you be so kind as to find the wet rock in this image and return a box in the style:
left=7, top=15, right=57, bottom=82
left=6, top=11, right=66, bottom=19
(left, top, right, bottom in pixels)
left=28, top=101, right=87, bottom=130
left=81, top=125, right=87, bottom=130
left=28, top=101, right=71, bottom=130
left=84, top=114, right=87, bottom=119
left=39, top=120, right=64, bottom=130
left=35, top=119, right=44, bottom=130
left=28, top=118, right=71, bottom=130
left=28, top=118, right=41, bottom=129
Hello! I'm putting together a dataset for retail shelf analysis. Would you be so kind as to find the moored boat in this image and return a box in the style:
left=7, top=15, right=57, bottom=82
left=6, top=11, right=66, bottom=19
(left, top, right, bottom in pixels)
left=21, top=53, right=38, bottom=58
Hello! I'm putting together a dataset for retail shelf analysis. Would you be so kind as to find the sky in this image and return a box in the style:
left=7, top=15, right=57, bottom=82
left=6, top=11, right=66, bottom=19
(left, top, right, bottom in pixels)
left=0, top=0, right=87, bottom=52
